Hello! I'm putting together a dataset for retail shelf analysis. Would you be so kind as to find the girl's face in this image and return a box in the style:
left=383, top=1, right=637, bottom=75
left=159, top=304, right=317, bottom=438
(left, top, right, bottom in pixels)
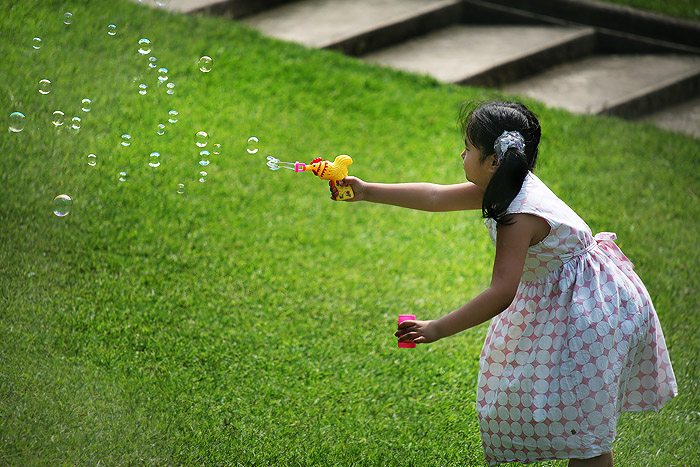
left=461, top=136, right=496, bottom=188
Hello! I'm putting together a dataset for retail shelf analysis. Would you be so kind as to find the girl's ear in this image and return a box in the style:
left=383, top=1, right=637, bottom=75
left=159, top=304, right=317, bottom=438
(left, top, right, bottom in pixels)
left=488, top=154, right=500, bottom=173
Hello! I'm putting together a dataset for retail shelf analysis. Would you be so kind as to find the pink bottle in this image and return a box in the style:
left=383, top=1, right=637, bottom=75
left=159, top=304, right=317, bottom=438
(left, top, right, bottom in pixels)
left=398, top=314, right=416, bottom=348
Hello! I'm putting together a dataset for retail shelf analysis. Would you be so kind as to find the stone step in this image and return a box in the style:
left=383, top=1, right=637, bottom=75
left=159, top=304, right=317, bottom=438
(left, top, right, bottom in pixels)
left=363, top=25, right=595, bottom=87
left=240, top=0, right=462, bottom=55
left=644, top=96, right=700, bottom=139
left=503, top=54, right=700, bottom=118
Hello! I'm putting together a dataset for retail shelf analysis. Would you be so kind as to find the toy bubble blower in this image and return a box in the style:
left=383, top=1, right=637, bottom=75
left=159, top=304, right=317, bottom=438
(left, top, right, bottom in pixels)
left=266, top=155, right=355, bottom=200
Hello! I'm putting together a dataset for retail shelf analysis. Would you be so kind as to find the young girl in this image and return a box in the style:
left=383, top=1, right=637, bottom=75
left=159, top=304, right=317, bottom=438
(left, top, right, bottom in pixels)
left=335, top=101, right=677, bottom=466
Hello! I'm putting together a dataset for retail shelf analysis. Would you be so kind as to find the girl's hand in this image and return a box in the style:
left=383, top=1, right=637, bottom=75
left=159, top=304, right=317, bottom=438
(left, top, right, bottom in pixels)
left=332, top=176, right=366, bottom=201
left=395, top=319, right=440, bottom=345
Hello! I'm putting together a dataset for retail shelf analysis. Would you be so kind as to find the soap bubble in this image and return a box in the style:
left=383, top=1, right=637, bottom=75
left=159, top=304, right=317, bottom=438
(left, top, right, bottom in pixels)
left=138, top=83, right=147, bottom=95
left=246, top=136, right=259, bottom=154
left=148, top=56, right=157, bottom=69
left=199, top=150, right=210, bottom=166
left=195, top=131, right=209, bottom=147
left=213, top=143, right=221, bottom=155
left=198, top=56, right=213, bottom=73
left=71, top=116, right=82, bottom=130
left=38, top=79, right=52, bottom=95
left=155, top=0, right=170, bottom=6
left=121, top=134, right=132, bottom=146
left=168, top=110, right=178, bottom=124
left=87, top=153, right=97, bottom=166
left=177, top=183, right=185, bottom=194
left=107, top=24, right=117, bottom=36
left=53, top=194, right=72, bottom=216
left=138, top=38, right=152, bottom=55
left=9, top=112, right=25, bottom=132
left=63, top=12, right=73, bottom=25
left=119, top=171, right=127, bottom=182
left=32, top=37, right=42, bottom=49
left=157, top=123, right=166, bottom=135
left=166, top=82, right=175, bottom=95
left=52, top=110, right=65, bottom=127
left=157, top=67, right=168, bottom=83
left=149, top=152, right=161, bottom=168
left=199, top=171, right=207, bottom=182
left=81, top=98, right=92, bottom=112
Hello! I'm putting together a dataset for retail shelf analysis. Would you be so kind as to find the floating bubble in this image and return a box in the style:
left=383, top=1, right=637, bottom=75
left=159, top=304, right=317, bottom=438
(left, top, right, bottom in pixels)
left=38, top=79, right=52, bottom=95
left=81, top=98, right=92, bottom=112
left=155, top=0, right=170, bottom=6
left=121, top=134, right=132, bottom=146
left=148, top=56, right=158, bottom=69
left=177, top=183, right=185, bottom=194
left=149, top=152, right=161, bottom=168
left=138, top=38, right=151, bottom=55
left=199, top=150, right=210, bottom=166
left=195, top=131, right=209, bottom=148
left=213, top=143, right=221, bottom=155
left=87, top=153, right=97, bottom=166
left=32, top=37, right=42, bottom=50
left=246, top=136, right=259, bottom=154
left=199, top=171, right=207, bottom=183
left=166, top=82, right=175, bottom=95
left=119, top=171, right=127, bottom=182
left=157, top=67, right=168, bottom=83
left=138, top=83, right=147, bottom=95
left=107, top=24, right=117, bottom=36
left=157, top=123, right=166, bottom=135
left=198, top=56, right=213, bottom=73
left=52, top=110, right=65, bottom=127
left=9, top=112, right=25, bottom=132
left=71, top=116, right=82, bottom=130
left=53, top=194, right=72, bottom=217
left=168, top=110, right=178, bottom=124
left=63, top=12, right=73, bottom=25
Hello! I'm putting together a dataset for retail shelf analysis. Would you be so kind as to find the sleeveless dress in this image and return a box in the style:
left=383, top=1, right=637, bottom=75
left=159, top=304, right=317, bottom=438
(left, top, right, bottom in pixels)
left=477, top=172, right=677, bottom=465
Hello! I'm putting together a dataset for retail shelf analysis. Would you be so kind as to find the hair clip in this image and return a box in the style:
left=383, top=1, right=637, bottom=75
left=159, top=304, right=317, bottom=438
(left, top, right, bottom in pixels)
left=494, top=130, right=525, bottom=161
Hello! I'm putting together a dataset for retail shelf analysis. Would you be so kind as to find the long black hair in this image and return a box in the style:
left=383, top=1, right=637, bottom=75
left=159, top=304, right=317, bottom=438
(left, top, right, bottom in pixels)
left=459, top=101, right=541, bottom=224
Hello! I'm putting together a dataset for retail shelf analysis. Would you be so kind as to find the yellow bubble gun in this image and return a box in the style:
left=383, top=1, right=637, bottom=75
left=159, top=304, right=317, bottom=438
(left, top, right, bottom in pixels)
left=266, top=155, right=355, bottom=200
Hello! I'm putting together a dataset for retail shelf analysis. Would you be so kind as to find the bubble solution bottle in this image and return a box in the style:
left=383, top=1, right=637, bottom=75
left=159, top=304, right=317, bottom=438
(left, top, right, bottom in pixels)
left=398, top=314, right=416, bottom=348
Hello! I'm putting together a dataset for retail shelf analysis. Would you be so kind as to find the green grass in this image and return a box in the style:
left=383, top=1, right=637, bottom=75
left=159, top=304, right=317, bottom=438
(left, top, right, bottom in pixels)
left=1, top=1, right=699, bottom=465
left=597, top=0, right=700, bottom=22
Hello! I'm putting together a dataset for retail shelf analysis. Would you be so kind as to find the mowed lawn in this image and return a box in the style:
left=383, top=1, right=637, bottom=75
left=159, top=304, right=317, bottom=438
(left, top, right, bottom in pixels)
left=1, top=1, right=698, bottom=465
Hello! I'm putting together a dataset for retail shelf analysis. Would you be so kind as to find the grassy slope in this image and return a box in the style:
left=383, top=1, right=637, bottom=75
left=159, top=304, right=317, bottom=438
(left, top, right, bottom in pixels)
left=597, top=0, right=700, bottom=21
left=1, top=1, right=698, bottom=465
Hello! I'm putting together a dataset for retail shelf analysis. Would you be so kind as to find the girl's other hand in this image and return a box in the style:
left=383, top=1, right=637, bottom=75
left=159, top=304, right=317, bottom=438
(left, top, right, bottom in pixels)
left=395, top=319, right=440, bottom=344
left=333, top=176, right=366, bottom=201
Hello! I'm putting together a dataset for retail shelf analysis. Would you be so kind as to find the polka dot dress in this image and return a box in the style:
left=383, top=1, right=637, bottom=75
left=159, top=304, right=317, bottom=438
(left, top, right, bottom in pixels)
left=479, top=173, right=677, bottom=465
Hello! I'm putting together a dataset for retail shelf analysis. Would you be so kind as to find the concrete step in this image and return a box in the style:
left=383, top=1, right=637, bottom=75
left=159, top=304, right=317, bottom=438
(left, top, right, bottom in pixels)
left=240, top=0, right=462, bottom=55
left=363, top=25, right=595, bottom=87
left=644, top=96, right=700, bottom=138
left=503, top=54, right=700, bottom=118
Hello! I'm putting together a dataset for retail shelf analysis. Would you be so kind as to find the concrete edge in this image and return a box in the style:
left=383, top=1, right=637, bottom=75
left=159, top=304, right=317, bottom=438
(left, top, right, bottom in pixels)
left=321, top=0, right=464, bottom=56
left=599, top=68, right=700, bottom=118
left=484, top=0, right=700, bottom=49
left=459, top=28, right=596, bottom=87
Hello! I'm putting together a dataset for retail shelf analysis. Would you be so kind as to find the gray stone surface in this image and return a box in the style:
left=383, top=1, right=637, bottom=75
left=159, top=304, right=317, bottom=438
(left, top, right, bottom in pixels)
left=645, top=97, right=700, bottom=138
left=503, top=54, right=700, bottom=115
left=363, top=25, right=594, bottom=84
left=240, top=0, right=458, bottom=48
left=129, top=0, right=223, bottom=13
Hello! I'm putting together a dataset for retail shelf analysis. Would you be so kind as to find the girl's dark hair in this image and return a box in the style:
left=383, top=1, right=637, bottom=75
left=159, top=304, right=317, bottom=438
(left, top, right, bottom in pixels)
left=459, top=100, right=541, bottom=224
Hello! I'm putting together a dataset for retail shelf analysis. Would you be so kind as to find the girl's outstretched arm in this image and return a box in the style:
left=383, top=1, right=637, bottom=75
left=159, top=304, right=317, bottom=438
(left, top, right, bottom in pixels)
left=397, top=213, right=546, bottom=344
left=337, top=176, right=484, bottom=212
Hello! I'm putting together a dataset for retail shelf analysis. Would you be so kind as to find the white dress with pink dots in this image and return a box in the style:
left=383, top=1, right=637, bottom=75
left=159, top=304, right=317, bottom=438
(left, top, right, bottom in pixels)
left=478, top=172, right=677, bottom=465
